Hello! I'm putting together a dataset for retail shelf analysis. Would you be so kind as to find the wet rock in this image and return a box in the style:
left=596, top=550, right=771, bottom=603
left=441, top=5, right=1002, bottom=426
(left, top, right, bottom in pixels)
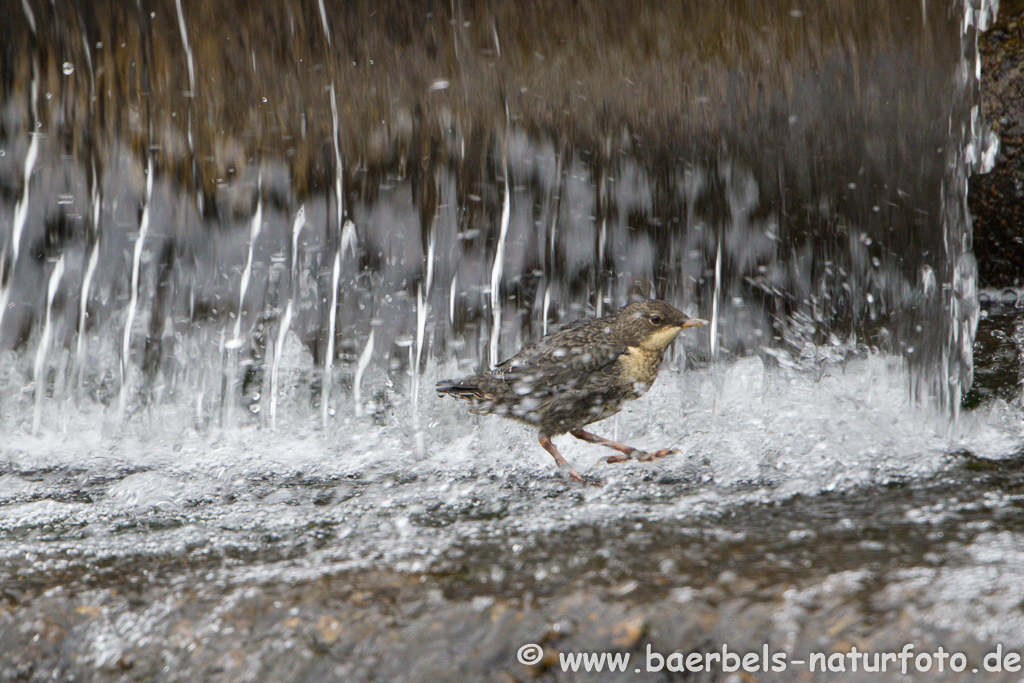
left=971, top=0, right=1024, bottom=287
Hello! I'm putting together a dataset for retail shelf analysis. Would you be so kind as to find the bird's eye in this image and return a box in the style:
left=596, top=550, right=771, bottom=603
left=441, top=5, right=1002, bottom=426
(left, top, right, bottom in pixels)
left=649, top=314, right=663, bottom=325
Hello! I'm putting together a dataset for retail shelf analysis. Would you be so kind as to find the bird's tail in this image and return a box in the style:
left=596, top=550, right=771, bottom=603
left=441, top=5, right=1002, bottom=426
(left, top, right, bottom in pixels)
left=436, top=378, right=485, bottom=400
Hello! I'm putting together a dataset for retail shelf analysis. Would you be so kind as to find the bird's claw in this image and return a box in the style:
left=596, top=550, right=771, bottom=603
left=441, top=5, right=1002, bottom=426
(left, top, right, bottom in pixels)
left=563, top=468, right=603, bottom=486
left=637, top=447, right=678, bottom=462
left=604, top=448, right=678, bottom=464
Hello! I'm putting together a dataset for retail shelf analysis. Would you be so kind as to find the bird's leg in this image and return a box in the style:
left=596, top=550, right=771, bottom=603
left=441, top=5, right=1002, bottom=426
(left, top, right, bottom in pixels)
left=569, top=429, right=635, bottom=461
left=538, top=433, right=595, bottom=484
left=570, top=428, right=677, bottom=464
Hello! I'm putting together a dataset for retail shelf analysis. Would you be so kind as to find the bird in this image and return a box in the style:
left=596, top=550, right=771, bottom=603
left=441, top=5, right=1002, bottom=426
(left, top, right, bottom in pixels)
left=436, top=300, right=707, bottom=482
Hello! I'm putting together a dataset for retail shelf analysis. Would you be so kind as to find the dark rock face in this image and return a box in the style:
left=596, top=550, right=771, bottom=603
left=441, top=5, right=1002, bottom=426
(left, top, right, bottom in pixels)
left=971, top=0, right=1024, bottom=288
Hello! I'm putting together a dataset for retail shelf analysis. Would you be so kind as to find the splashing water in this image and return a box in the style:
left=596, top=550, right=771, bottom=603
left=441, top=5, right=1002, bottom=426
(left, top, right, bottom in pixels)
left=0, top=0, right=1000, bottom=469
left=0, top=0, right=1001, bottom=494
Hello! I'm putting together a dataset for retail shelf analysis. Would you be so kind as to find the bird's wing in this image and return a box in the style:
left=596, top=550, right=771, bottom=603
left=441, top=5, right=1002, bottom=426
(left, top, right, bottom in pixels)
left=493, top=320, right=624, bottom=391
left=495, top=317, right=607, bottom=368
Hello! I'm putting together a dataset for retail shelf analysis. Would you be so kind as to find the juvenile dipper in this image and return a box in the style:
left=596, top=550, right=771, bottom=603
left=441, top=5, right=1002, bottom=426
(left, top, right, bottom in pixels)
left=436, top=300, right=707, bottom=482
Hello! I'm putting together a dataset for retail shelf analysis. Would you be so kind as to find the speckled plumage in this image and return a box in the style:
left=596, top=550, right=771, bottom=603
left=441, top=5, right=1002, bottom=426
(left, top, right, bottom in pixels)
left=437, top=300, right=707, bottom=482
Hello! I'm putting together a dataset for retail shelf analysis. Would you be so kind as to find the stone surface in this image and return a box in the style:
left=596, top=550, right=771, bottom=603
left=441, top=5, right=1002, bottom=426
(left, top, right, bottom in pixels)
left=971, top=0, right=1024, bottom=287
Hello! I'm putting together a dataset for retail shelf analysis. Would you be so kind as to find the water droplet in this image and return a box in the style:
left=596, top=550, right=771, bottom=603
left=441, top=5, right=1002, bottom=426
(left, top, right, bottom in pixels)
left=62, top=62, right=74, bottom=75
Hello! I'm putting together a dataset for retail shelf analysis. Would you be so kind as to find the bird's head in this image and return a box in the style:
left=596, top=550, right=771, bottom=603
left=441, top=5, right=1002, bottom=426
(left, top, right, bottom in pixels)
left=615, top=300, right=708, bottom=352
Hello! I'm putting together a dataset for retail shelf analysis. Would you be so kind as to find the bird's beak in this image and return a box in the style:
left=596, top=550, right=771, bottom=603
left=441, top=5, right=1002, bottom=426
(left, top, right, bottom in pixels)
left=680, top=318, right=708, bottom=329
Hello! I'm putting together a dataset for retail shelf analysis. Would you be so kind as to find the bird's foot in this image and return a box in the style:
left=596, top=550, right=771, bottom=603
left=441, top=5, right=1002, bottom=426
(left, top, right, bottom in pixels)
left=604, top=448, right=678, bottom=464
left=636, top=448, right=678, bottom=462
left=561, top=468, right=603, bottom=486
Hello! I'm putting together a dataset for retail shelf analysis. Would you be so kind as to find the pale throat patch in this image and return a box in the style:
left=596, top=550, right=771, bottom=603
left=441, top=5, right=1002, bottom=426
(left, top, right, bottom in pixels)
left=620, top=344, right=662, bottom=394
left=638, top=325, right=683, bottom=351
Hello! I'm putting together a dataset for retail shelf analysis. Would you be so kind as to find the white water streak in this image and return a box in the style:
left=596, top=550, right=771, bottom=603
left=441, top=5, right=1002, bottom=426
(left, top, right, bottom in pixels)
left=448, top=273, right=457, bottom=325
left=711, top=238, right=722, bottom=359
left=76, top=239, right=100, bottom=390
left=354, top=328, right=375, bottom=418
left=597, top=213, right=607, bottom=317
left=270, top=206, right=305, bottom=429
left=76, top=160, right=102, bottom=391
left=33, top=256, right=65, bottom=435
left=330, top=84, right=344, bottom=237
left=20, top=0, right=36, bottom=34
left=0, top=253, right=9, bottom=339
left=543, top=286, right=551, bottom=337
left=291, top=206, right=306, bottom=272
left=413, top=234, right=435, bottom=416
left=317, top=0, right=331, bottom=46
left=323, top=251, right=341, bottom=429
left=489, top=169, right=511, bottom=367
left=425, top=226, right=435, bottom=294
left=341, top=219, right=357, bottom=258
left=233, top=193, right=263, bottom=344
left=11, top=132, right=40, bottom=263
left=413, top=283, right=427, bottom=412
left=324, top=84, right=344, bottom=430
left=174, top=0, right=195, bottom=95
left=270, top=301, right=292, bottom=429
left=118, top=158, right=154, bottom=419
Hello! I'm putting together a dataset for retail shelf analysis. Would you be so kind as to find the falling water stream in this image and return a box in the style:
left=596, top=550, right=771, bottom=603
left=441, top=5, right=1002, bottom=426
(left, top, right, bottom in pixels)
left=0, top=0, right=1017, bottom=681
